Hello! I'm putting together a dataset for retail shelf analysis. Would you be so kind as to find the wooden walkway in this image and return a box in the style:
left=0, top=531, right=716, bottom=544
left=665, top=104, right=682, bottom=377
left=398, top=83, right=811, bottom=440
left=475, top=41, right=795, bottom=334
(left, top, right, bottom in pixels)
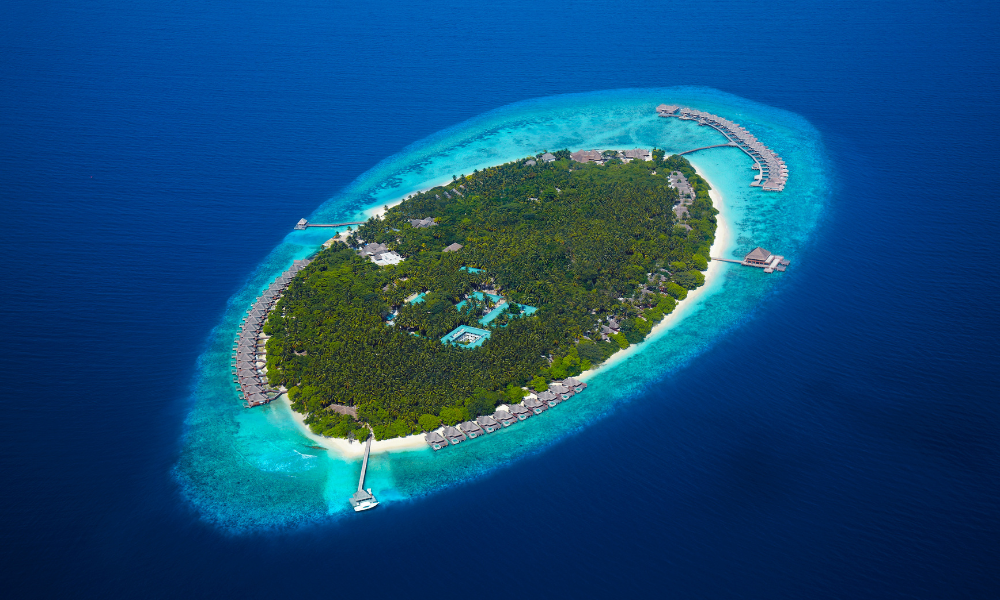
left=294, top=219, right=365, bottom=230
left=678, top=143, right=737, bottom=155
left=358, top=429, right=372, bottom=493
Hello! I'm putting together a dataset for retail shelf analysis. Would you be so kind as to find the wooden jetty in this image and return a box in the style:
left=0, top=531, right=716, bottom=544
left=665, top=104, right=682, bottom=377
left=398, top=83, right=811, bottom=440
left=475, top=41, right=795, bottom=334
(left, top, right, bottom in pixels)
left=713, top=247, right=790, bottom=273
left=231, top=258, right=314, bottom=408
left=294, top=218, right=366, bottom=230
left=349, top=429, right=378, bottom=511
left=657, top=104, right=789, bottom=191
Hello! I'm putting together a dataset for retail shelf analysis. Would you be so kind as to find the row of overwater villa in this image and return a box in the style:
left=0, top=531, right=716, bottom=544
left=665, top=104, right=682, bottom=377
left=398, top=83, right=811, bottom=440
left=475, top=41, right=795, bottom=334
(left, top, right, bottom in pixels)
left=231, top=258, right=312, bottom=408
left=657, top=104, right=790, bottom=191
left=423, top=377, right=589, bottom=450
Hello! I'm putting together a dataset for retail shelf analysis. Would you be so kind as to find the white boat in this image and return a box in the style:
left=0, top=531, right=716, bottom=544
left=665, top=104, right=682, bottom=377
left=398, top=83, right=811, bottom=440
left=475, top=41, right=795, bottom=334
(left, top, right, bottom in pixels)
left=351, top=488, right=379, bottom=512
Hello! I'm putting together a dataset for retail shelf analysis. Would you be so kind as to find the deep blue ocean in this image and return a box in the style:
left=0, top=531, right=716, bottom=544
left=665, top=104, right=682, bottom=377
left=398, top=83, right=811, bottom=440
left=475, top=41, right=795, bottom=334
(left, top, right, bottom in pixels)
left=3, top=0, right=999, bottom=597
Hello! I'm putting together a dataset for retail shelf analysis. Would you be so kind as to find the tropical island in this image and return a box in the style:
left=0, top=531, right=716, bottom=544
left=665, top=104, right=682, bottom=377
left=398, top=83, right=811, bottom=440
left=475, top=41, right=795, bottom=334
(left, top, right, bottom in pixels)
left=261, top=150, right=717, bottom=441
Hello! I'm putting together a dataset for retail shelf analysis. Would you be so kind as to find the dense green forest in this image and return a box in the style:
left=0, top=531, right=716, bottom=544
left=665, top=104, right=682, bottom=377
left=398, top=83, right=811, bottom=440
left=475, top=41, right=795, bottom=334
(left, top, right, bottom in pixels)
left=264, top=151, right=716, bottom=440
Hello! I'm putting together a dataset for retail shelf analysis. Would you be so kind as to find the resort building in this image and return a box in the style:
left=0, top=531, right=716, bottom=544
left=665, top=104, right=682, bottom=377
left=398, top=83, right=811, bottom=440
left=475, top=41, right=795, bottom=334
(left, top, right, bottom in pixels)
left=460, top=420, right=485, bottom=439
left=656, top=104, right=680, bottom=116
left=621, top=148, right=652, bottom=162
left=425, top=430, right=448, bottom=450
left=408, top=217, right=436, bottom=229
left=372, top=251, right=403, bottom=266
left=571, top=149, right=604, bottom=164
left=541, top=152, right=556, bottom=163
left=744, top=247, right=772, bottom=266
left=442, top=243, right=463, bottom=253
left=537, top=390, right=559, bottom=408
left=476, top=415, right=501, bottom=433
left=443, top=426, right=467, bottom=445
left=493, top=409, right=517, bottom=427
left=509, top=404, right=531, bottom=420
left=524, top=397, right=547, bottom=415
left=548, top=384, right=573, bottom=401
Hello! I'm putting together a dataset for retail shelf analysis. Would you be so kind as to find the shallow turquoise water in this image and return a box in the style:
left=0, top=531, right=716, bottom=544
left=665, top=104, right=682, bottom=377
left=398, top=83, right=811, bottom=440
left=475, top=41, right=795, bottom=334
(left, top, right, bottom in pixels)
left=174, top=87, right=829, bottom=531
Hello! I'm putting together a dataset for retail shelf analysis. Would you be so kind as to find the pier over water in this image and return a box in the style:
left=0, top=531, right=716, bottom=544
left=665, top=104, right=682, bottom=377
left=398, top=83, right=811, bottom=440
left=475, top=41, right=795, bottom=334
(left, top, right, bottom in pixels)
left=658, top=104, right=789, bottom=191
left=294, top=218, right=365, bottom=230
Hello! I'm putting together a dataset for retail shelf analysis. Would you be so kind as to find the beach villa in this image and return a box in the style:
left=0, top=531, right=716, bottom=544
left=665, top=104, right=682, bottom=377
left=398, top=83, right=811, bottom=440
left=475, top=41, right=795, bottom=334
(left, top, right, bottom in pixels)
left=425, top=430, right=448, bottom=450
left=509, top=404, right=531, bottom=420
left=476, top=415, right=501, bottom=433
left=524, top=397, right=547, bottom=415
left=443, top=426, right=466, bottom=445
left=493, top=409, right=517, bottom=427
left=460, top=420, right=485, bottom=439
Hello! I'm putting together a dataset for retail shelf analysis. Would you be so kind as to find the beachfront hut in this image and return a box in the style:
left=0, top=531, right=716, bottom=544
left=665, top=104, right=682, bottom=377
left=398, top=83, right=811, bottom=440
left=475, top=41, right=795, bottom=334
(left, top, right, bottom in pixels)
left=460, top=420, right=485, bottom=439
left=570, top=149, right=603, bottom=164
left=425, top=431, right=448, bottom=451
left=744, top=247, right=772, bottom=266
left=443, top=426, right=466, bottom=445
left=442, top=243, right=463, bottom=253
left=541, top=153, right=556, bottom=163
left=564, top=377, right=587, bottom=394
left=622, top=148, right=652, bottom=161
left=476, top=415, right=501, bottom=433
left=537, top=391, right=560, bottom=408
left=524, top=398, right=547, bottom=415
left=493, top=410, right=517, bottom=427
left=509, top=404, right=531, bottom=421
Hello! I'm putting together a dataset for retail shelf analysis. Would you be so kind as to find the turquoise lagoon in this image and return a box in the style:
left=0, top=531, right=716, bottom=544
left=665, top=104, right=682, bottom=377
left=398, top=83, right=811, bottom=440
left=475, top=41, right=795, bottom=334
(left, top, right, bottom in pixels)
left=174, top=88, right=829, bottom=531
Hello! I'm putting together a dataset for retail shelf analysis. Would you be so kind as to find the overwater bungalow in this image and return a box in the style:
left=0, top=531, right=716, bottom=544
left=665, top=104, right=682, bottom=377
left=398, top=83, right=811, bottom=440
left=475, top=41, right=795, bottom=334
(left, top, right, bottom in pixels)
left=537, top=390, right=559, bottom=408
left=509, top=404, right=531, bottom=420
left=460, top=420, right=485, bottom=439
left=563, top=377, right=587, bottom=393
left=744, top=247, right=772, bottom=266
left=548, top=384, right=573, bottom=401
left=493, top=409, right=517, bottom=427
left=425, top=430, right=448, bottom=450
left=524, top=397, right=547, bottom=415
left=443, top=426, right=467, bottom=445
left=476, top=415, right=501, bottom=433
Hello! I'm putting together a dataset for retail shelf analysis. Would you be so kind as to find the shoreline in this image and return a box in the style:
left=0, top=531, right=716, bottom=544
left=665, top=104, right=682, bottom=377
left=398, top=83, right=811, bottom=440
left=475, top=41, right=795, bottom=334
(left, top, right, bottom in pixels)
left=283, top=160, right=733, bottom=459
left=578, top=161, right=732, bottom=380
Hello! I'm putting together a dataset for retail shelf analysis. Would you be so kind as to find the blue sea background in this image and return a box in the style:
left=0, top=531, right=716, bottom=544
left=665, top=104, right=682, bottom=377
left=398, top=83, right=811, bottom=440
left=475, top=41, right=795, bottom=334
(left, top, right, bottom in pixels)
left=2, top=0, right=998, bottom=597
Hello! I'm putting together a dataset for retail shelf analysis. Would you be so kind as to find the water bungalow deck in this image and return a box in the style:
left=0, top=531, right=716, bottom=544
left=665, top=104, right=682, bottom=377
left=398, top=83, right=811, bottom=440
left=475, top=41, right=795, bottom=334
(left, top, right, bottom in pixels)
left=657, top=104, right=788, bottom=191
left=232, top=257, right=313, bottom=408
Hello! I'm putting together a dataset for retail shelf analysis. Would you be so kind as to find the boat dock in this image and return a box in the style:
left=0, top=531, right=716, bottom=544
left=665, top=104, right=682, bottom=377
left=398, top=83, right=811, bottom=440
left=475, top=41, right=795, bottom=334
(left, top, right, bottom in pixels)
left=349, top=429, right=378, bottom=511
left=294, top=218, right=366, bottom=230
left=713, top=247, right=790, bottom=273
left=231, top=258, right=313, bottom=408
left=657, top=104, right=789, bottom=191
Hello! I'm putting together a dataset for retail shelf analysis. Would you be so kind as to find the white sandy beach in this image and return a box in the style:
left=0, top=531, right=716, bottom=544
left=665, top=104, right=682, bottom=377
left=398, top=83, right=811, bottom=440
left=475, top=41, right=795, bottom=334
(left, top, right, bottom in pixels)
left=286, top=162, right=733, bottom=458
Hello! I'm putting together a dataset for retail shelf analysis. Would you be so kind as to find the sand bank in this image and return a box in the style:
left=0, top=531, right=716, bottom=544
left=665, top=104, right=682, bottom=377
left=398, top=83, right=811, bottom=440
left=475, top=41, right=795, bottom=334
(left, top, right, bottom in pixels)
left=279, top=394, right=429, bottom=458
